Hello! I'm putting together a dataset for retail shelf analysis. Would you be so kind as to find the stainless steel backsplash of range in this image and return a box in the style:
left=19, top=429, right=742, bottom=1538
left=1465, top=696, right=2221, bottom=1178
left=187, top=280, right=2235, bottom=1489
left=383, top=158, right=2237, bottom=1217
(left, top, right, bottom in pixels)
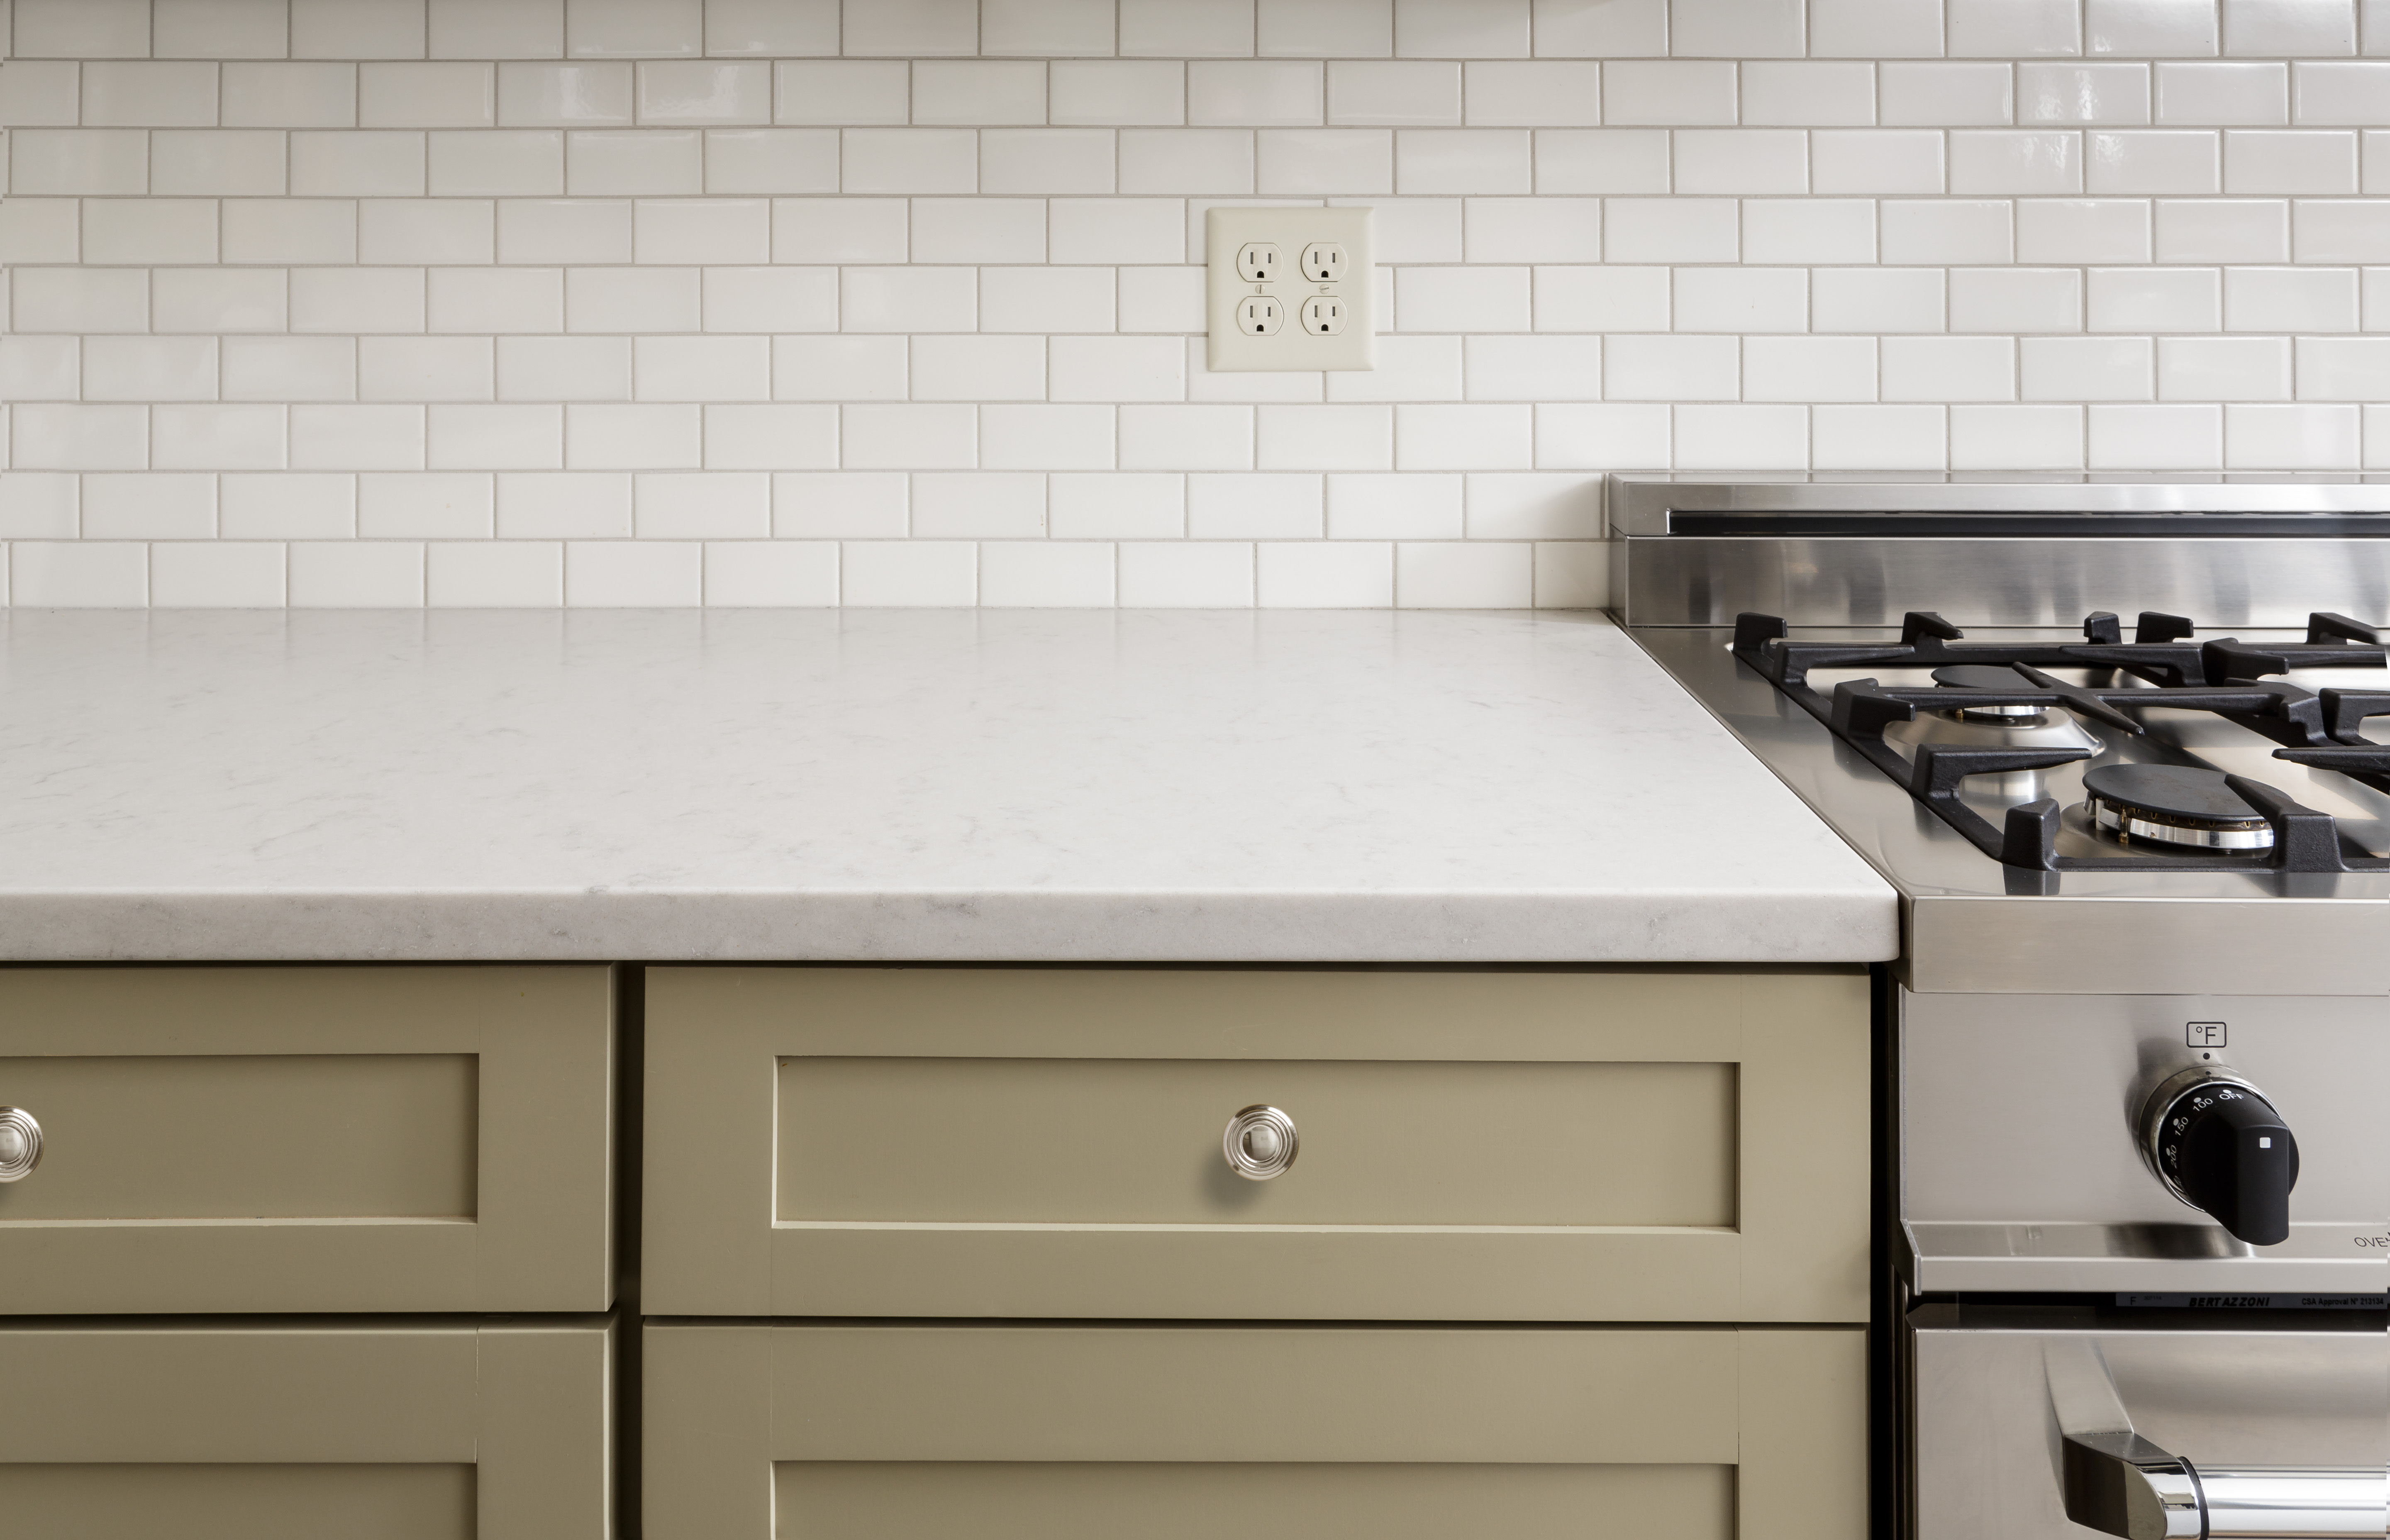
left=1610, top=474, right=2390, bottom=1540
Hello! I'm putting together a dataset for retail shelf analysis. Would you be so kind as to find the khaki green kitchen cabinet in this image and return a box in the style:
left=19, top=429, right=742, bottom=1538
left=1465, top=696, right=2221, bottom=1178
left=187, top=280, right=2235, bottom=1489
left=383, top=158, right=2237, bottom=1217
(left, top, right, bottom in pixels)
left=0, top=1316, right=613, bottom=1540
left=0, top=967, right=615, bottom=1314
left=644, top=966, right=1870, bottom=1322
left=645, top=1320, right=1865, bottom=1540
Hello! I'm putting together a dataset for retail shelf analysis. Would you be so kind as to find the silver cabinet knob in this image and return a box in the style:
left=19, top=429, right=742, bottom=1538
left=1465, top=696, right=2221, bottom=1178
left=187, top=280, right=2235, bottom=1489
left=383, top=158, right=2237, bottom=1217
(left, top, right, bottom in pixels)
left=0, top=1107, right=40, bottom=1182
left=1223, top=1104, right=1297, bottom=1180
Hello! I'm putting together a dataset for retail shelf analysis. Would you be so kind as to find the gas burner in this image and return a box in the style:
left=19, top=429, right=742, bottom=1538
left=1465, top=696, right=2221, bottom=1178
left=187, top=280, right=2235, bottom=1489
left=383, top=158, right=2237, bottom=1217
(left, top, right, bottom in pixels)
left=1931, top=666, right=2052, bottom=723
left=2082, top=764, right=2276, bottom=852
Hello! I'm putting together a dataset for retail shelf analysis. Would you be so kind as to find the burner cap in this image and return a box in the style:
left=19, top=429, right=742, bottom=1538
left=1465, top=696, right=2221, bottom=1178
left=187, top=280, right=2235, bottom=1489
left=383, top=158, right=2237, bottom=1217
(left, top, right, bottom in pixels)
left=2082, top=764, right=2275, bottom=852
left=1929, top=664, right=2045, bottom=720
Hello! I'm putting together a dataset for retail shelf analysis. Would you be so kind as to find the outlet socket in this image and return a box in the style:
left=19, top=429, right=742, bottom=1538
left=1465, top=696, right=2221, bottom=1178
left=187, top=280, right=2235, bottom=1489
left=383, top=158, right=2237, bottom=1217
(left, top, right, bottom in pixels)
left=1206, top=206, right=1375, bottom=373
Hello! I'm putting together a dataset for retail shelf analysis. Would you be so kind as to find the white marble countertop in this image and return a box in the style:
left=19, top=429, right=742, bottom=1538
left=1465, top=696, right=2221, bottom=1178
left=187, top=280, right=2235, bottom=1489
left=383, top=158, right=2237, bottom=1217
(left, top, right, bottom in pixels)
left=0, top=608, right=1896, bottom=962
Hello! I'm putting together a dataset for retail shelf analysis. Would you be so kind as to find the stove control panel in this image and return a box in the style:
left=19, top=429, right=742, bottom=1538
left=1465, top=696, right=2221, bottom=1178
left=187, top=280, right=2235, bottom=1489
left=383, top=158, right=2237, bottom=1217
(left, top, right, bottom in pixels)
left=2138, top=1067, right=2300, bottom=1246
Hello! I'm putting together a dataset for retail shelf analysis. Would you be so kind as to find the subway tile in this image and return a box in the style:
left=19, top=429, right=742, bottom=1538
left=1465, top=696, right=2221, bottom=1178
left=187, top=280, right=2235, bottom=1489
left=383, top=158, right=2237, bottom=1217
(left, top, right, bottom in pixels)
left=775, top=336, right=908, bottom=401
left=1951, top=403, right=2086, bottom=467
left=290, top=404, right=427, bottom=470
left=1050, top=473, right=1183, bottom=537
left=1534, top=0, right=1668, bottom=56
left=499, top=197, right=634, bottom=263
left=776, top=61, right=909, bottom=125
left=2156, top=63, right=2288, bottom=124
left=1674, top=267, right=1807, bottom=331
left=978, top=404, right=1114, bottom=468
left=1461, top=61, right=1603, bottom=127
left=565, top=266, right=701, bottom=332
left=360, top=199, right=497, bottom=264
left=1394, top=541, right=1532, bottom=607
left=1531, top=401, right=1671, bottom=468
left=1122, top=0, right=1259, bottom=57
left=83, top=473, right=215, bottom=536
left=564, top=403, right=703, bottom=468
left=12, top=0, right=153, bottom=59
left=360, top=336, right=495, bottom=402
left=224, top=63, right=360, bottom=127
left=705, top=266, right=839, bottom=331
left=1812, top=404, right=1947, bottom=468
left=2224, top=130, right=2359, bottom=192
left=1669, top=0, right=1804, bottom=55
left=1606, top=197, right=1739, bottom=261
left=567, top=128, right=705, bottom=195
left=2295, top=199, right=2390, bottom=261
left=423, top=404, right=561, bottom=468
left=497, top=334, right=636, bottom=399
left=1399, top=0, right=1532, bottom=56
left=152, top=542, right=288, bottom=607
left=1121, top=404, right=1259, bottom=468
left=84, top=63, right=221, bottom=128
left=1950, top=0, right=2084, bottom=55
left=2292, top=62, right=2390, bottom=122
left=838, top=541, right=977, bottom=607
left=705, top=128, right=839, bottom=192
left=2088, top=130, right=2219, bottom=193
left=2225, top=402, right=2360, bottom=466
left=843, top=403, right=976, bottom=469
left=292, top=130, right=427, bottom=195
left=154, top=130, right=291, bottom=196
left=2296, top=335, right=2390, bottom=397
left=1882, top=200, right=2015, bottom=263
left=564, top=541, right=702, bottom=606
left=1881, top=62, right=2015, bottom=126
left=1602, top=62, right=1737, bottom=125
left=0, top=338, right=82, bottom=402
left=844, top=0, right=978, bottom=56
left=1262, top=0, right=1396, bottom=57
left=0, top=63, right=80, bottom=129
left=1534, top=265, right=1672, bottom=329
left=2022, top=63, right=2151, bottom=123
left=1741, top=62, right=1875, bottom=126
left=1051, top=200, right=1184, bottom=265
left=12, top=269, right=149, bottom=334
left=2089, top=265, right=2222, bottom=327
left=1054, top=336, right=1184, bottom=399
left=1534, top=129, right=1672, bottom=192
left=224, top=336, right=357, bottom=402
left=705, top=0, right=841, bottom=56
left=1949, top=267, right=2084, bottom=331
left=569, top=0, right=705, bottom=57
left=1812, top=129, right=1948, bottom=192
left=1397, top=266, right=1532, bottom=330
left=1465, top=197, right=1601, bottom=262
left=0, top=201, right=82, bottom=264
left=841, top=266, right=973, bottom=331
left=983, top=129, right=1116, bottom=195
left=1393, top=403, right=1534, bottom=469
left=1605, top=334, right=1739, bottom=399
left=772, top=472, right=909, bottom=539
left=2222, top=0, right=2357, bottom=54
left=84, top=336, right=219, bottom=402
left=2155, top=197, right=2289, bottom=260
left=911, top=334, right=1046, bottom=402
left=498, top=470, right=632, bottom=536
left=978, top=541, right=1116, bottom=607
left=907, top=198, right=1038, bottom=263
left=12, top=542, right=148, bottom=607
left=427, top=540, right=564, bottom=607
left=430, top=130, right=566, bottom=195
left=634, top=472, right=772, bottom=539
left=219, top=473, right=356, bottom=539
left=2018, top=198, right=2154, bottom=262
left=1190, top=62, right=1323, bottom=126
left=83, top=200, right=220, bottom=266
left=1397, top=129, right=1533, bottom=194
left=161, top=268, right=294, bottom=333
left=1883, top=336, right=2018, bottom=399
left=1810, top=0, right=1944, bottom=56
left=1340, top=195, right=1461, bottom=261
left=12, top=405, right=148, bottom=471
left=430, top=0, right=566, bottom=59
left=1469, top=472, right=1602, bottom=538
left=2088, top=0, right=2220, bottom=54
left=1256, top=129, right=1393, bottom=194
left=634, top=197, right=771, bottom=263
left=2159, top=334, right=2292, bottom=397
left=2224, top=264, right=2359, bottom=329
left=1951, top=130, right=2085, bottom=193
left=1743, top=198, right=1876, bottom=262
left=1743, top=335, right=1878, bottom=400
left=1327, top=472, right=1458, bottom=537
left=1186, top=471, right=1322, bottom=537
left=361, top=63, right=498, bottom=129
left=1258, top=541, right=1393, bottom=606
left=1053, top=62, right=1188, bottom=127
left=2088, top=402, right=2220, bottom=466
left=1333, top=61, right=1463, bottom=126
left=1119, top=129, right=1257, bottom=193
left=500, top=63, right=634, bottom=127
left=1674, top=403, right=1809, bottom=468
left=2021, top=335, right=2154, bottom=398
left=844, top=128, right=977, bottom=194
left=11, top=130, right=149, bottom=196
left=225, top=198, right=358, bottom=262
left=1255, top=404, right=1395, bottom=469
left=985, top=0, right=1118, bottom=56
left=294, top=0, right=426, bottom=59
left=1119, top=266, right=1208, bottom=331
left=1676, top=130, right=1809, bottom=193
left=358, top=472, right=495, bottom=538
left=914, top=61, right=1048, bottom=128
left=639, top=61, right=773, bottom=124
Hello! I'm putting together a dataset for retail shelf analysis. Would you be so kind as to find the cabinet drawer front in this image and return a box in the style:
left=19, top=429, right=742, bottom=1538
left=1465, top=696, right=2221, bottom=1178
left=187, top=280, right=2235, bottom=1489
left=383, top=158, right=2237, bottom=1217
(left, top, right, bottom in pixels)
left=646, top=967, right=1868, bottom=1321
left=645, top=1322, right=1863, bottom=1540
left=0, top=1318, right=612, bottom=1540
left=0, top=966, right=614, bottom=1313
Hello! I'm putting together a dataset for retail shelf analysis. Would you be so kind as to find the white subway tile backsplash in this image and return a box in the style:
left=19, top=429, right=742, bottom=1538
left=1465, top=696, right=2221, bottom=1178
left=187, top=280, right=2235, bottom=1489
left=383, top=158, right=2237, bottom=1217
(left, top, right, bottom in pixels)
left=164, top=268, right=294, bottom=333
left=1122, top=0, right=1260, bottom=58
left=1674, top=266, right=1808, bottom=330
left=1605, top=334, right=1740, bottom=398
left=1458, top=61, right=1600, bottom=125
left=84, top=200, right=220, bottom=266
left=844, top=0, right=979, bottom=57
left=1881, top=200, right=2014, bottom=263
left=1951, top=130, right=2086, bottom=193
left=2088, top=0, right=2219, bottom=56
left=1400, top=0, right=1533, bottom=57
left=1054, top=335, right=1183, bottom=398
left=1744, top=335, right=1877, bottom=400
left=429, top=0, right=565, bottom=61
left=83, top=62, right=221, bottom=128
left=11, top=130, right=150, bottom=196
left=773, top=472, right=908, bottom=537
left=775, top=196, right=908, bottom=260
left=1814, top=265, right=1948, bottom=329
left=706, top=0, right=841, bottom=58
left=2223, top=0, right=2357, bottom=55
left=2022, top=63, right=2151, bottom=124
left=1883, top=335, right=2017, bottom=399
left=843, top=127, right=978, bottom=192
left=566, top=266, right=701, bottom=332
left=1052, top=61, right=1188, bottom=126
left=154, top=131, right=293, bottom=197
left=1950, top=266, right=2084, bottom=331
left=13, top=0, right=152, bottom=60
left=292, top=130, right=429, bottom=195
left=704, top=265, right=837, bottom=330
left=2088, top=130, right=2219, bottom=193
left=2224, top=264, right=2361, bottom=329
left=2223, top=129, right=2360, bottom=192
left=224, top=200, right=361, bottom=264
left=570, top=0, right=705, bottom=58
left=1950, top=0, right=2084, bottom=56
left=2156, top=63, right=2287, bottom=124
left=293, top=0, right=424, bottom=60
left=1257, top=541, right=1393, bottom=606
left=985, top=0, right=1118, bottom=56
left=636, top=335, right=772, bottom=399
left=0, top=338, right=82, bottom=402
left=13, top=542, right=149, bottom=607
left=1881, top=63, right=2017, bottom=127
left=362, top=63, right=499, bottom=129
left=1394, top=539, right=1530, bottom=606
left=82, top=473, right=214, bottom=537
left=2021, top=334, right=2154, bottom=398
left=1049, top=472, right=1182, bottom=536
left=914, top=61, right=1048, bottom=127
left=565, top=540, right=703, bottom=606
left=2295, top=335, right=2390, bottom=396
left=498, top=470, right=632, bottom=536
left=1327, top=333, right=1459, bottom=399
left=2018, top=198, right=2153, bottom=261
left=1397, top=128, right=1533, bottom=193
left=427, top=404, right=564, bottom=467
left=777, top=61, right=909, bottom=124
left=1534, top=0, right=1668, bottom=56
left=1675, top=402, right=1809, bottom=467
left=290, top=403, right=427, bottom=468
left=1190, top=61, right=1322, bottom=125
left=1813, top=404, right=1947, bottom=468
left=1741, top=62, right=1875, bottom=126
left=636, top=197, right=771, bottom=263
left=84, top=337, right=220, bottom=402
left=979, top=540, right=1116, bottom=605
left=427, top=540, right=564, bottom=606
left=2160, top=334, right=2292, bottom=397
left=640, top=61, right=774, bottom=124
left=2088, top=402, right=2221, bottom=467
left=1810, top=0, right=1944, bottom=56
left=635, top=472, right=771, bottom=538
left=2088, top=264, right=2221, bottom=328
left=152, top=543, right=288, bottom=607
left=2295, top=199, right=2390, bottom=260
left=0, top=201, right=83, bottom=264
left=1812, top=128, right=1947, bottom=192
left=1951, top=402, right=2085, bottom=467
left=13, top=268, right=150, bottom=333
left=1676, top=130, right=1810, bottom=194
left=700, top=540, right=838, bottom=604
left=1535, top=129, right=1673, bottom=193
left=359, top=472, right=495, bottom=539
left=1602, top=61, right=1738, bottom=124
left=2155, top=197, right=2290, bottom=259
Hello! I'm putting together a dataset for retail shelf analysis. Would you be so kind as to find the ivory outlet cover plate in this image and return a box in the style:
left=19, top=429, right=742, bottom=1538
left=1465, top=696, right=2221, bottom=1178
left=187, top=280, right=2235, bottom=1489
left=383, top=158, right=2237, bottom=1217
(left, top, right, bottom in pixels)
left=1205, top=206, right=1376, bottom=373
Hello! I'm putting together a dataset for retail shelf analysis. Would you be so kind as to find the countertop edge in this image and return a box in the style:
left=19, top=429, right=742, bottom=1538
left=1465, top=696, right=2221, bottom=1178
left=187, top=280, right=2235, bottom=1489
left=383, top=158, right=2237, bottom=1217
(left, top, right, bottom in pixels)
left=0, top=891, right=1902, bottom=965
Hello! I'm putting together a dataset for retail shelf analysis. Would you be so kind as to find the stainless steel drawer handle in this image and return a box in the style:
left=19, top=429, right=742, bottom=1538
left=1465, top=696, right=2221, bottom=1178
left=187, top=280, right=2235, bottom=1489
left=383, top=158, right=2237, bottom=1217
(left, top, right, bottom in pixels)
left=2049, top=1339, right=2385, bottom=1540
left=1223, top=1105, right=1297, bottom=1180
left=0, top=1107, right=41, bottom=1182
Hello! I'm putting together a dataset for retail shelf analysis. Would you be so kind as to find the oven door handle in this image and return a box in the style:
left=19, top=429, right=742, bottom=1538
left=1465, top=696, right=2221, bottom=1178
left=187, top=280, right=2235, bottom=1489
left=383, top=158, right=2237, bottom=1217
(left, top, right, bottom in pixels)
left=2048, top=1340, right=2388, bottom=1540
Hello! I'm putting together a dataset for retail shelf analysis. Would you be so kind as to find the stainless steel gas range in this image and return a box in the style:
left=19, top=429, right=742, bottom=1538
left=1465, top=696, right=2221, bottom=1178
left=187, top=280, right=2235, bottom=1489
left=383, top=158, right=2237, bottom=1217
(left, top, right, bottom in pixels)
left=1610, top=475, right=2389, bottom=1540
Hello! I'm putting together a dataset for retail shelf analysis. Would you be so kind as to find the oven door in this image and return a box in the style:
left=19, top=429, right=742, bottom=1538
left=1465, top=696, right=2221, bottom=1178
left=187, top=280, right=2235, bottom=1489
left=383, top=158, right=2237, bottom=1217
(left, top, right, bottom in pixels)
left=1910, top=1305, right=2388, bottom=1540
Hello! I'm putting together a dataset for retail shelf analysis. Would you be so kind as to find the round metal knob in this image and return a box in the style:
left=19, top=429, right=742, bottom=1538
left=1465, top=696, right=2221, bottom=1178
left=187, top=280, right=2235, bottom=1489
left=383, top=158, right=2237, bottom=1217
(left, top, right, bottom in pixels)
left=1223, top=1104, right=1297, bottom=1180
left=0, top=1107, right=41, bottom=1182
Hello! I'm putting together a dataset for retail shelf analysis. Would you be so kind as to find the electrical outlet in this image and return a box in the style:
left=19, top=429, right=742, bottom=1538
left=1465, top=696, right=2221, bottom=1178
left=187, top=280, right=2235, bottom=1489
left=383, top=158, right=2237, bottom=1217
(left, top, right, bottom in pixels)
left=1206, top=207, right=1375, bottom=373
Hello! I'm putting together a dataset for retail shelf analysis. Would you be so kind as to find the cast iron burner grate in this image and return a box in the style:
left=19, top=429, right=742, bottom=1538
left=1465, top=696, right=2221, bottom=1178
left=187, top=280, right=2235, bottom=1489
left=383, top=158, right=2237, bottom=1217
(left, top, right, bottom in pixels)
left=1733, top=607, right=2390, bottom=873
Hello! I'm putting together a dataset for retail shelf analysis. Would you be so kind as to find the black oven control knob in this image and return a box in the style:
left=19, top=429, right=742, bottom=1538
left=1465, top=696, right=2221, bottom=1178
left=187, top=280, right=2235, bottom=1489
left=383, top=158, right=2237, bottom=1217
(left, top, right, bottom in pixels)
left=2139, top=1068, right=2299, bottom=1246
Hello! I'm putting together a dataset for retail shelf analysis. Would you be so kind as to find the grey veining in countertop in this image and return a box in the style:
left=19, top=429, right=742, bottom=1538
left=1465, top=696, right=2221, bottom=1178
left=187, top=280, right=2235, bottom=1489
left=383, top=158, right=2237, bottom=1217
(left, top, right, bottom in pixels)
left=0, top=607, right=1896, bottom=962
